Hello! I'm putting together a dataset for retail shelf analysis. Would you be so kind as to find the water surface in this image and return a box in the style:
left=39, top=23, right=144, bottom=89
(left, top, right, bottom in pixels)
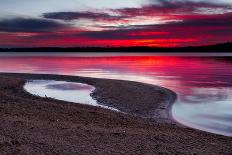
left=24, top=80, right=119, bottom=111
left=1, top=53, right=232, bottom=136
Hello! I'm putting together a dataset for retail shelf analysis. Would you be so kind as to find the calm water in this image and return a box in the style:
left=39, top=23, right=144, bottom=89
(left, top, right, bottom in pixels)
left=1, top=53, right=232, bottom=136
left=24, top=80, right=119, bottom=111
left=25, top=80, right=96, bottom=105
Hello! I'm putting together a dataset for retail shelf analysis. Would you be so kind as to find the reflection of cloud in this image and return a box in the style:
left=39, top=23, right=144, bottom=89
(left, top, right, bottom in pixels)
left=181, top=88, right=230, bottom=103
left=46, top=83, right=93, bottom=90
left=172, top=89, right=232, bottom=136
left=0, top=56, right=232, bottom=89
left=1, top=56, right=232, bottom=91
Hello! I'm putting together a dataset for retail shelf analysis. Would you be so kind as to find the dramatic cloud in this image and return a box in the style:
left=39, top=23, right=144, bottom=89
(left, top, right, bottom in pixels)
left=41, top=0, right=232, bottom=29
left=150, top=0, right=231, bottom=13
left=1, top=0, right=232, bottom=47
left=112, top=0, right=232, bottom=21
left=43, top=12, right=125, bottom=22
left=0, top=18, right=70, bottom=33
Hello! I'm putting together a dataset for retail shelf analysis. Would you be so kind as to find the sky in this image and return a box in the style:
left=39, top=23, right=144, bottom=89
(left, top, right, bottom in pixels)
left=0, top=0, right=232, bottom=47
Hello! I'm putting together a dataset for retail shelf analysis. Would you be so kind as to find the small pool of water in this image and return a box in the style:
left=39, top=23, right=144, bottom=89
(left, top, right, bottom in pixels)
left=24, top=80, right=118, bottom=111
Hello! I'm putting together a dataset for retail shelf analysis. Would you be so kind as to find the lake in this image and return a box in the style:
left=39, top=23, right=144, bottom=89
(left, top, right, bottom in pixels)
left=1, top=52, right=232, bottom=136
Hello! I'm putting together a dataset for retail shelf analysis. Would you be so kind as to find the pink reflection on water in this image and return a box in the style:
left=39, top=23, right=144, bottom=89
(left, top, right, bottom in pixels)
left=1, top=55, right=232, bottom=136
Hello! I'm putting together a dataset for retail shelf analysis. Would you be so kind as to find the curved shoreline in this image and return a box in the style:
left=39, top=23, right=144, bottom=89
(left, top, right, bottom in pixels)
left=2, top=73, right=177, bottom=123
left=0, top=73, right=231, bottom=154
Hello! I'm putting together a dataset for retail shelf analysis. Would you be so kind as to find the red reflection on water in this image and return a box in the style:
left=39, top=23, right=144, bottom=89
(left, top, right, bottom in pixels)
left=0, top=56, right=232, bottom=89
left=2, top=55, right=232, bottom=136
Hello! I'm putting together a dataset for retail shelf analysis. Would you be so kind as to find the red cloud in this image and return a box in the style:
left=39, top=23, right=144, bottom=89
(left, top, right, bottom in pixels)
left=1, top=1, right=232, bottom=47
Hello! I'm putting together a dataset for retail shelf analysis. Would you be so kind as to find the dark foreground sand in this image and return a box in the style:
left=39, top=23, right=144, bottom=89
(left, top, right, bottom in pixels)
left=0, top=73, right=231, bottom=155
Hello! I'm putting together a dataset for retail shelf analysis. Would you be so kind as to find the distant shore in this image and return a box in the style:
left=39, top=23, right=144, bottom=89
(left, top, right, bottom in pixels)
left=0, top=73, right=231, bottom=154
left=1, top=42, right=232, bottom=53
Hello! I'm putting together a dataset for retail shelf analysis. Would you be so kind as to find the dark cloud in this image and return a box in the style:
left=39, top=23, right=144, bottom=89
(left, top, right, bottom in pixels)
left=20, top=11, right=232, bottom=44
left=41, top=0, right=232, bottom=28
left=70, top=12, right=232, bottom=43
left=43, top=11, right=125, bottom=21
left=97, top=12, right=232, bottom=32
left=42, top=0, right=231, bottom=22
left=114, top=1, right=231, bottom=18
left=176, top=13, right=232, bottom=27
left=0, top=17, right=70, bottom=32
left=156, top=0, right=229, bottom=9
left=1, top=0, right=232, bottom=47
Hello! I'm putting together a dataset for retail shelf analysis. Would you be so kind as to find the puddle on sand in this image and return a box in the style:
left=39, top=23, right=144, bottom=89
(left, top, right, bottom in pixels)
left=24, top=80, right=119, bottom=111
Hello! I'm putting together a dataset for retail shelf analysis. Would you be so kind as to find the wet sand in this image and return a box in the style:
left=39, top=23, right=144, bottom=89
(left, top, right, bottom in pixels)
left=0, top=73, right=231, bottom=154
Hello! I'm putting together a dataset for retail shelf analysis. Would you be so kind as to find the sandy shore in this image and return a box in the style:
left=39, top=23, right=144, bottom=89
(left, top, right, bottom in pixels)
left=0, top=73, right=231, bottom=154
